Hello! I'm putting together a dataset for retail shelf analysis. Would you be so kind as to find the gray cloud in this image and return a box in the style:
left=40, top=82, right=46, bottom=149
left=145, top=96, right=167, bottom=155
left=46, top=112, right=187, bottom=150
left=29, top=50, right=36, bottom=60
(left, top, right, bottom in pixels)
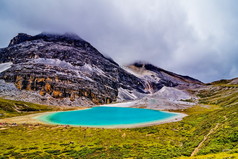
left=0, top=0, right=238, bottom=82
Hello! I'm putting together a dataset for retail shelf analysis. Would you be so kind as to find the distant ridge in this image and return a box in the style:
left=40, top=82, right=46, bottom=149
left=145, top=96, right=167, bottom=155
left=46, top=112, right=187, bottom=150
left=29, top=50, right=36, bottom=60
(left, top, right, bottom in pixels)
left=125, top=62, right=203, bottom=93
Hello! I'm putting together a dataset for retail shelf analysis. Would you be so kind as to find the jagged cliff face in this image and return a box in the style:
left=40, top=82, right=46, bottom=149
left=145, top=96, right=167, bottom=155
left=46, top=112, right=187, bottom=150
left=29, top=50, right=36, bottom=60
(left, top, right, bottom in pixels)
left=0, top=33, right=145, bottom=105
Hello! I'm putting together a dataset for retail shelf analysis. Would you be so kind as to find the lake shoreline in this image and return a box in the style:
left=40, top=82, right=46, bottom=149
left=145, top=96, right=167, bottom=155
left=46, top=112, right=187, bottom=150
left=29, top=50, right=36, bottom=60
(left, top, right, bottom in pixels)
left=0, top=106, right=187, bottom=128
left=0, top=102, right=188, bottom=129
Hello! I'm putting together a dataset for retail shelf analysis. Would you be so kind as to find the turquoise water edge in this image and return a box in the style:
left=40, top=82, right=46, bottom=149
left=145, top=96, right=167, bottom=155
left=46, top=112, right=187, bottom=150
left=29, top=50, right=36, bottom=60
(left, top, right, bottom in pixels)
left=36, top=107, right=181, bottom=128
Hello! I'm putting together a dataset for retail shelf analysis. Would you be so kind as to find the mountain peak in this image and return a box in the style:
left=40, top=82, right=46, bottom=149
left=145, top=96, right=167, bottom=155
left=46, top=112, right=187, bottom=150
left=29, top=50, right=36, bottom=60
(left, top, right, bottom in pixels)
left=8, top=33, right=32, bottom=47
left=8, top=32, right=86, bottom=47
left=0, top=32, right=146, bottom=106
left=126, top=61, right=203, bottom=90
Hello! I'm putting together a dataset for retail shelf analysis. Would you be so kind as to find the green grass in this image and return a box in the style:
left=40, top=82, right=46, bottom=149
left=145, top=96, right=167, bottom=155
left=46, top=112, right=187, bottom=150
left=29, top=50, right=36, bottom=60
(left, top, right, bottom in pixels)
left=0, top=98, right=56, bottom=119
left=177, top=152, right=238, bottom=159
left=0, top=104, right=237, bottom=158
left=0, top=85, right=237, bottom=158
left=197, top=85, right=238, bottom=107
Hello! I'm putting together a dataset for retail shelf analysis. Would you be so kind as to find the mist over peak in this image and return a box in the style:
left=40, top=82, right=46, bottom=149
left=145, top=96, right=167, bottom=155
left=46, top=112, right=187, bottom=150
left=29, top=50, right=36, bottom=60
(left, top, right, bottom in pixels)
left=39, top=32, right=84, bottom=41
left=0, top=0, right=238, bottom=82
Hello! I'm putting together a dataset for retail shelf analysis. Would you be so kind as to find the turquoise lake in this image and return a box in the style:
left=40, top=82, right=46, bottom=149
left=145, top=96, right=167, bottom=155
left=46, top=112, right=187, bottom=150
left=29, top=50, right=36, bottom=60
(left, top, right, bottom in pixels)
left=37, top=107, right=180, bottom=127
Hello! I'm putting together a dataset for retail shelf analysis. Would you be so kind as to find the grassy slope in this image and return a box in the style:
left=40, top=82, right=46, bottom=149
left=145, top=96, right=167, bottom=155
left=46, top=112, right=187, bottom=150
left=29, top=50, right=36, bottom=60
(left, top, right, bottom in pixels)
left=0, top=98, right=56, bottom=119
left=189, top=84, right=238, bottom=157
left=0, top=84, right=237, bottom=158
left=177, top=152, right=238, bottom=159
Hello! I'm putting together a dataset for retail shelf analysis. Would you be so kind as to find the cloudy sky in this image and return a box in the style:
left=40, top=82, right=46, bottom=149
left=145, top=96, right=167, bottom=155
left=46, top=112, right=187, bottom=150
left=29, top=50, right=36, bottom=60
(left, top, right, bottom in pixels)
left=0, top=0, right=238, bottom=82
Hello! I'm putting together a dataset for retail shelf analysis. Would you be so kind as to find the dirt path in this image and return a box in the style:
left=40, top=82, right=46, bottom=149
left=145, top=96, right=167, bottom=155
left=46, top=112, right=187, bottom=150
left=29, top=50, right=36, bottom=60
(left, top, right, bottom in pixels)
left=190, top=123, right=220, bottom=157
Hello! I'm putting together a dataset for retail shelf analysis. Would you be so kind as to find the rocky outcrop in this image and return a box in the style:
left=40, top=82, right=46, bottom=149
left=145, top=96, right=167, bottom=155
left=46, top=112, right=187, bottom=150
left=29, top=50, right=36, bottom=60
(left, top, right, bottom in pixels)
left=8, top=33, right=32, bottom=47
left=2, top=62, right=118, bottom=104
left=229, top=78, right=238, bottom=85
left=0, top=33, right=145, bottom=106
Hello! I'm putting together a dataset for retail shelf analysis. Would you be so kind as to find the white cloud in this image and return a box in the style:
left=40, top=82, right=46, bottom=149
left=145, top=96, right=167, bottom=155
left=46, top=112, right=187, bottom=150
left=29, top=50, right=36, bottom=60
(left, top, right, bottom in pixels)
left=0, top=0, right=237, bottom=82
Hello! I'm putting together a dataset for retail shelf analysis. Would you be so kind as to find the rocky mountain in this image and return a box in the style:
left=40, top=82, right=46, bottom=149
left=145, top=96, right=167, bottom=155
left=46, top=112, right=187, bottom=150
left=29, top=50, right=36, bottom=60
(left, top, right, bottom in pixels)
left=124, top=62, right=203, bottom=93
left=0, top=32, right=203, bottom=106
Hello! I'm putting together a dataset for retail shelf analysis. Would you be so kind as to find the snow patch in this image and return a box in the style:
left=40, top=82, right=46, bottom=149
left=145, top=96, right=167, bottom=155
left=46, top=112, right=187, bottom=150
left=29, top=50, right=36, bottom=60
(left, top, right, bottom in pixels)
left=32, top=58, right=95, bottom=82
left=33, top=58, right=105, bottom=82
left=81, top=64, right=105, bottom=76
left=100, top=101, right=138, bottom=107
left=34, top=58, right=74, bottom=69
left=0, top=62, right=13, bottom=73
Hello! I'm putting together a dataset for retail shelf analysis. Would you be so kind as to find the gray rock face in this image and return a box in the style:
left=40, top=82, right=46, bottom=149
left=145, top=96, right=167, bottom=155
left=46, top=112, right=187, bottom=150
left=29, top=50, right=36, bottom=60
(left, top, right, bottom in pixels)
left=8, top=33, right=32, bottom=47
left=0, top=33, right=145, bottom=105
left=0, top=32, right=203, bottom=106
left=125, top=62, right=203, bottom=93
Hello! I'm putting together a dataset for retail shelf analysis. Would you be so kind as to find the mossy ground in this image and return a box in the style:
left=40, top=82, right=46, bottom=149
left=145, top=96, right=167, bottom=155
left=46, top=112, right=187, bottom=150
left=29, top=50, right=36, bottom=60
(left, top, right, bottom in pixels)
left=0, top=85, right=237, bottom=158
left=177, top=152, right=238, bottom=159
